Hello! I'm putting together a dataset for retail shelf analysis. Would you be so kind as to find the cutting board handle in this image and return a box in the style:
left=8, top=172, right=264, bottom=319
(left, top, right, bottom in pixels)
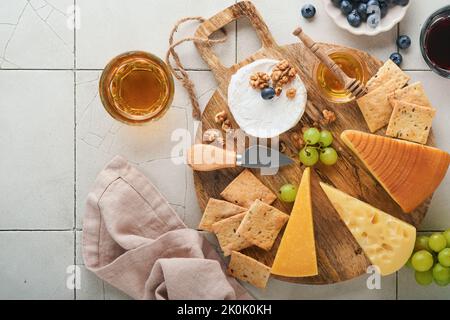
left=195, top=1, right=277, bottom=79
left=187, top=144, right=237, bottom=171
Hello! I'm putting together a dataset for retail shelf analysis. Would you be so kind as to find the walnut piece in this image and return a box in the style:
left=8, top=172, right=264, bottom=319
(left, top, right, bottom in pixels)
left=275, top=86, right=283, bottom=96
left=250, top=72, right=270, bottom=89
left=214, top=110, right=227, bottom=124
left=320, top=109, right=337, bottom=126
left=271, top=60, right=297, bottom=88
left=222, top=119, right=232, bottom=132
left=203, top=129, right=221, bottom=143
left=286, top=88, right=297, bottom=99
left=290, top=132, right=305, bottom=150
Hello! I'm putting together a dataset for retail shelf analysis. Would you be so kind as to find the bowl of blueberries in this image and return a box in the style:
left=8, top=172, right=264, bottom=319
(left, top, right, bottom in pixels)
left=323, top=0, right=410, bottom=36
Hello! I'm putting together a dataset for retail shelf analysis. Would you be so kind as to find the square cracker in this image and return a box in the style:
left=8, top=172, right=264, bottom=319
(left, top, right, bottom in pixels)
left=357, top=78, right=398, bottom=132
left=236, top=200, right=289, bottom=251
left=386, top=100, right=436, bottom=144
left=366, top=59, right=410, bottom=92
left=198, top=198, right=246, bottom=232
left=220, top=169, right=277, bottom=208
left=212, top=212, right=252, bottom=256
left=227, top=251, right=271, bottom=289
left=388, top=82, right=433, bottom=109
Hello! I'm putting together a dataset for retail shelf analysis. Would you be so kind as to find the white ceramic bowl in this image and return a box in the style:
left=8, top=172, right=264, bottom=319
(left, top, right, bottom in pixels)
left=322, top=0, right=411, bottom=36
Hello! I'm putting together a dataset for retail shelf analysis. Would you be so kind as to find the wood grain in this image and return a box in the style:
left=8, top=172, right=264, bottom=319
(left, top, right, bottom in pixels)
left=192, top=1, right=432, bottom=284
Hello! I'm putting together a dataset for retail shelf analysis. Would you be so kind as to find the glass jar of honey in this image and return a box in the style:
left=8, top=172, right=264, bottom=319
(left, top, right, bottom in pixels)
left=99, top=51, right=174, bottom=125
left=313, top=49, right=368, bottom=104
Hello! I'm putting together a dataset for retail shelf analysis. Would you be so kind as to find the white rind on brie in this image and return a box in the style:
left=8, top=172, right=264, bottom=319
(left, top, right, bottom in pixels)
left=228, top=59, right=307, bottom=138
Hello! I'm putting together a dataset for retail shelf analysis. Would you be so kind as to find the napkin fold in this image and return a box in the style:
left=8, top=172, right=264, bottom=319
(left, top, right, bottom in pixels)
left=82, top=155, right=251, bottom=300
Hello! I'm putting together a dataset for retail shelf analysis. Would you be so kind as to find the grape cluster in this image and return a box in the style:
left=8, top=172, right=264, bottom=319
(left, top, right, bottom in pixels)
left=406, top=229, right=450, bottom=286
left=299, top=128, right=338, bottom=167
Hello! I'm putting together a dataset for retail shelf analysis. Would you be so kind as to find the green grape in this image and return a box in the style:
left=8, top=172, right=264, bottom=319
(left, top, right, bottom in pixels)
left=434, top=278, right=449, bottom=287
left=303, top=128, right=320, bottom=145
left=278, top=184, right=298, bottom=203
left=319, top=130, right=333, bottom=147
left=444, top=229, right=450, bottom=247
left=411, top=250, right=434, bottom=272
left=432, top=263, right=450, bottom=283
left=299, top=147, right=319, bottom=166
left=414, top=235, right=430, bottom=252
left=438, top=248, right=450, bottom=267
left=429, top=233, right=447, bottom=252
left=414, top=270, right=433, bottom=286
left=320, top=147, right=338, bottom=166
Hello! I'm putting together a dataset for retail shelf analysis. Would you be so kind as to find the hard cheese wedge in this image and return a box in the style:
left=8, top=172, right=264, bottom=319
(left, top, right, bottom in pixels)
left=320, top=182, right=416, bottom=276
left=341, top=130, right=450, bottom=213
left=271, top=167, right=318, bottom=277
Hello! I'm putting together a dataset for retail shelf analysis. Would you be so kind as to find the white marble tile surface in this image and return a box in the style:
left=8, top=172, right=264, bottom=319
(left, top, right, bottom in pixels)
left=0, top=71, right=74, bottom=229
left=0, top=231, right=74, bottom=300
left=1, top=0, right=450, bottom=300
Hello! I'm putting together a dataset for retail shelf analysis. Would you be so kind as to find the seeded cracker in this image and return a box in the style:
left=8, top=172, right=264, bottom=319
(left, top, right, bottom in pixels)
left=366, top=59, right=410, bottom=92
left=220, top=169, right=277, bottom=208
left=386, top=100, right=436, bottom=144
left=357, top=78, right=398, bottom=132
left=198, top=198, right=246, bottom=232
left=236, top=200, right=289, bottom=251
left=388, top=82, right=433, bottom=109
left=227, top=251, right=271, bottom=289
left=212, top=213, right=252, bottom=256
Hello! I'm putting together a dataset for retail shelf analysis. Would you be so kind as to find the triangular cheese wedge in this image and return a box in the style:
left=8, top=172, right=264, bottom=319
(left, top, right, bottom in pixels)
left=341, top=130, right=450, bottom=212
left=271, top=167, right=318, bottom=277
left=320, top=182, right=416, bottom=276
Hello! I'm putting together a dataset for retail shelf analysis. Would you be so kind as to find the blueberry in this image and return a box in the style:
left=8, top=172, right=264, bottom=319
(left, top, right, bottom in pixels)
left=367, top=0, right=380, bottom=7
left=357, top=3, right=368, bottom=21
left=301, top=4, right=316, bottom=19
left=331, top=0, right=341, bottom=7
left=394, top=0, right=409, bottom=6
left=379, top=1, right=388, bottom=18
left=367, top=13, right=380, bottom=28
left=397, top=35, right=411, bottom=49
left=389, top=52, right=403, bottom=66
left=340, top=0, right=353, bottom=15
left=261, top=87, right=275, bottom=100
left=347, top=10, right=362, bottom=27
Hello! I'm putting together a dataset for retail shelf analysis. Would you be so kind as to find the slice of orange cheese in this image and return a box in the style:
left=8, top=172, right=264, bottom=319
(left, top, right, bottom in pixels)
left=341, top=130, right=450, bottom=213
left=320, top=182, right=416, bottom=276
left=271, top=167, right=318, bottom=277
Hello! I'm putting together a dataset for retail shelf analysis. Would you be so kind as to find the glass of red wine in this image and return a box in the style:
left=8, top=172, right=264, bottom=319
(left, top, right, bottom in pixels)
left=420, top=6, right=450, bottom=78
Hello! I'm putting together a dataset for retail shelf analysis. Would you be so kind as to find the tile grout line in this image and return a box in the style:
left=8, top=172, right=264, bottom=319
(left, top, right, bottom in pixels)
left=73, top=0, right=77, bottom=301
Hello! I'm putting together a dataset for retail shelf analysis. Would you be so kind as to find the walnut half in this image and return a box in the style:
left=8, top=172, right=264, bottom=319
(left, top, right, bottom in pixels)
left=214, top=110, right=227, bottom=124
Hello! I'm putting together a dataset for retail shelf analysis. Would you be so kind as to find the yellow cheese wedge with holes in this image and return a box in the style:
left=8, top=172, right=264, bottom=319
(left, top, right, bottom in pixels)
left=320, top=182, right=416, bottom=276
left=271, top=167, right=318, bottom=277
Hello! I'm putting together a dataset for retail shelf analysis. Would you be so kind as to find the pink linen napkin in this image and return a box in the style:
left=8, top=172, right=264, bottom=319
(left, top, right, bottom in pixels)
left=82, top=155, right=252, bottom=300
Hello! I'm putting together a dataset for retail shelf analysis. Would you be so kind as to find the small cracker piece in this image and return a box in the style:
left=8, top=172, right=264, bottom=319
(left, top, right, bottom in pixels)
left=357, top=78, right=398, bottom=132
left=198, top=198, right=246, bottom=232
left=388, top=82, right=433, bottom=109
left=220, top=169, right=277, bottom=208
left=366, top=59, right=410, bottom=92
left=212, top=212, right=252, bottom=256
left=227, top=251, right=271, bottom=289
left=236, top=200, right=289, bottom=251
left=386, top=100, right=436, bottom=144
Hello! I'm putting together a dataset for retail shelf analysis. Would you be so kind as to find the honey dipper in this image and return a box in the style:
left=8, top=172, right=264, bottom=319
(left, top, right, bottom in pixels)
left=293, top=27, right=367, bottom=99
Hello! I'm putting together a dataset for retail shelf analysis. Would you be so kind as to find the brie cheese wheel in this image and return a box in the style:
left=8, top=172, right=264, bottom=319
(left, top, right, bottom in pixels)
left=228, top=59, right=307, bottom=138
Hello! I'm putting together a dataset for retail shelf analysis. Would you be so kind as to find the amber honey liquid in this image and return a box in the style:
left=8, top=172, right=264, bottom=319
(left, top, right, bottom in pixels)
left=316, top=51, right=366, bottom=103
left=100, top=51, right=174, bottom=125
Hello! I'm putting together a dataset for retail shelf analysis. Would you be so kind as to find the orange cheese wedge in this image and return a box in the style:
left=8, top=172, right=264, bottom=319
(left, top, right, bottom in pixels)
left=341, top=130, right=450, bottom=213
left=271, top=167, right=318, bottom=277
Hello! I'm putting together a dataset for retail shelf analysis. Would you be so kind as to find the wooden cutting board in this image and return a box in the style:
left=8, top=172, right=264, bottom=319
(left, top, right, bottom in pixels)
left=192, top=1, right=432, bottom=284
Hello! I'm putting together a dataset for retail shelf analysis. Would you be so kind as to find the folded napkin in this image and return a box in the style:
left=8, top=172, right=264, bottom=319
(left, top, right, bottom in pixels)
left=82, top=155, right=252, bottom=300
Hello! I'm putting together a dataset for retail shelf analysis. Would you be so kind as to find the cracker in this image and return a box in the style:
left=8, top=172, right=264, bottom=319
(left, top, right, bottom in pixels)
left=357, top=78, right=398, bottom=132
left=220, top=169, right=277, bottom=208
left=386, top=100, right=436, bottom=144
left=366, top=59, right=410, bottom=92
left=227, top=251, right=271, bottom=289
left=198, top=198, right=246, bottom=232
left=236, top=200, right=289, bottom=251
left=212, top=212, right=252, bottom=256
left=388, top=82, right=433, bottom=109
